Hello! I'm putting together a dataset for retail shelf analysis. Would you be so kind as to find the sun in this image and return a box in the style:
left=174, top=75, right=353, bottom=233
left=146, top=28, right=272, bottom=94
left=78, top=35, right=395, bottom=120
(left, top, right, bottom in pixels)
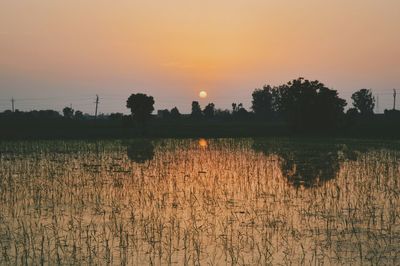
left=199, top=91, right=207, bottom=99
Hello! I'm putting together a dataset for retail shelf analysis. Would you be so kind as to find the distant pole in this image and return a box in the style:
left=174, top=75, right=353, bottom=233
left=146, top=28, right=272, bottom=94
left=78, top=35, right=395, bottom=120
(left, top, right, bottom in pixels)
left=376, top=95, right=379, bottom=114
left=394, top=89, right=397, bottom=110
left=11, top=97, right=15, bottom=112
left=95, top=95, right=99, bottom=118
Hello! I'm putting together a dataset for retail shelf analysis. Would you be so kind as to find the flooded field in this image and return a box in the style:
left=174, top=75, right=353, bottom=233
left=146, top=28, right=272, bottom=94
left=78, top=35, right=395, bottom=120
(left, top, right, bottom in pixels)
left=0, top=138, right=400, bottom=265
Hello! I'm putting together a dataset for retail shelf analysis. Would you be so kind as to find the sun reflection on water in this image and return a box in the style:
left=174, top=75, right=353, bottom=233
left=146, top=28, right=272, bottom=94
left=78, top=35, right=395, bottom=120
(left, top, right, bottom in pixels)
left=199, top=138, right=208, bottom=148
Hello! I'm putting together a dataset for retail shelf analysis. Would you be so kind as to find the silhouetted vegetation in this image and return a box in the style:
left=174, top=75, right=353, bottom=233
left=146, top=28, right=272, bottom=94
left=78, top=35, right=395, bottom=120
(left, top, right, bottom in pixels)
left=203, top=103, right=215, bottom=118
left=170, top=107, right=181, bottom=119
left=351, top=89, right=375, bottom=117
left=384, top=109, right=400, bottom=120
left=252, top=78, right=347, bottom=131
left=74, top=110, right=84, bottom=120
left=232, top=103, right=250, bottom=119
left=191, top=101, right=202, bottom=119
left=0, top=77, right=399, bottom=139
left=251, top=86, right=275, bottom=118
left=62, top=107, right=74, bottom=119
left=126, top=93, right=155, bottom=125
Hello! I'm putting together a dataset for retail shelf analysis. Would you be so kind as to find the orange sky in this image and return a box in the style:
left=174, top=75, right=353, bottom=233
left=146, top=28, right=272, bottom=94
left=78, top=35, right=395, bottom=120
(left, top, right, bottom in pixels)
left=0, top=0, right=399, bottom=113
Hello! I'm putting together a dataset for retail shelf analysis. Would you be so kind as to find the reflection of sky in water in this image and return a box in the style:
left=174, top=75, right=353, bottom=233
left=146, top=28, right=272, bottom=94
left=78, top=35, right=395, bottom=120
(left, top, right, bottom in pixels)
left=0, top=139, right=399, bottom=265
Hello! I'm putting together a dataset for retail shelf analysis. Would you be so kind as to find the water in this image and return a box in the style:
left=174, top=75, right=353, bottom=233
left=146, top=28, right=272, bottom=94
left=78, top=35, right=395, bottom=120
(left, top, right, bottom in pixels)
left=0, top=138, right=399, bottom=265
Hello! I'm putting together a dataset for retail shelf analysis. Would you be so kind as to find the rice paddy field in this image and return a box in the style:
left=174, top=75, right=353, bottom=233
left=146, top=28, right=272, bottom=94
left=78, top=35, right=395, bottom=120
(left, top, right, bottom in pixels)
left=0, top=138, right=400, bottom=265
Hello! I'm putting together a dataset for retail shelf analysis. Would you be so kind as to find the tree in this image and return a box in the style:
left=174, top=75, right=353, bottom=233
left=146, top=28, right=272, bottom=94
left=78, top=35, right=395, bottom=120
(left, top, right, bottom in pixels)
left=203, top=103, right=215, bottom=119
left=251, top=85, right=274, bottom=117
left=170, top=107, right=181, bottom=119
left=345, top=107, right=359, bottom=126
left=351, top=89, right=375, bottom=116
left=314, top=87, right=347, bottom=129
left=231, top=103, right=249, bottom=119
left=38, top=110, right=61, bottom=119
left=74, top=110, right=84, bottom=120
left=278, top=78, right=346, bottom=131
left=237, top=104, right=250, bottom=119
left=126, top=93, right=155, bottom=124
left=158, top=109, right=170, bottom=119
left=109, top=113, right=124, bottom=120
left=63, top=107, right=74, bottom=119
left=232, top=103, right=238, bottom=113
left=191, top=101, right=202, bottom=118
left=232, top=103, right=245, bottom=115
left=271, top=86, right=285, bottom=113
left=215, top=109, right=231, bottom=120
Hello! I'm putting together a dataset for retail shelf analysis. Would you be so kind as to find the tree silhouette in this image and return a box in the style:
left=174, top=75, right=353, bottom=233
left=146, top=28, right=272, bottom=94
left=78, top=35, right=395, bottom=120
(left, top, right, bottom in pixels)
left=74, top=110, right=84, bottom=120
left=232, top=103, right=238, bottom=113
left=170, top=107, right=181, bottom=119
left=314, top=86, right=347, bottom=129
left=251, top=85, right=274, bottom=117
left=62, top=107, right=74, bottom=119
left=215, top=109, right=231, bottom=120
left=236, top=105, right=249, bottom=119
left=203, top=103, right=215, bottom=118
left=345, top=107, right=359, bottom=126
left=109, top=112, right=124, bottom=120
left=191, top=101, right=202, bottom=118
left=158, top=109, right=170, bottom=119
left=351, top=89, right=375, bottom=116
left=126, top=93, right=155, bottom=124
left=278, top=78, right=346, bottom=131
left=231, top=103, right=249, bottom=119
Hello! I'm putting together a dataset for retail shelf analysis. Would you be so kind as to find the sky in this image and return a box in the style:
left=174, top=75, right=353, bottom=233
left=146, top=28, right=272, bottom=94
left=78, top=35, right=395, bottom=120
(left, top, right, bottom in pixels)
left=0, top=0, right=399, bottom=114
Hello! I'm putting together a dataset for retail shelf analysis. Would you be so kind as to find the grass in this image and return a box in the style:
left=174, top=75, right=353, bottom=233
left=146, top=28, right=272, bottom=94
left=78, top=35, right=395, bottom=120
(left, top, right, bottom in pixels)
left=0, top=138, right=399, bottom=265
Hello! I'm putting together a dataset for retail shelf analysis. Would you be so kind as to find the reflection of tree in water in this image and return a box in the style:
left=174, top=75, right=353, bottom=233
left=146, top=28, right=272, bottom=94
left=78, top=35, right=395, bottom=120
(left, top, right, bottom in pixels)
left=280, top=147, right=341, bottom=188
left=127, top=140, right=155, bottom=164
left=252, top=140, right=350, bottom=188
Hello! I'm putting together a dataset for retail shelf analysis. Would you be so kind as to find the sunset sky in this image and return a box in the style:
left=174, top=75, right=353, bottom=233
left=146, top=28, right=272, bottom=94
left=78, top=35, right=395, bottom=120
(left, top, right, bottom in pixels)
left=0, top=0, right=399, bottom=114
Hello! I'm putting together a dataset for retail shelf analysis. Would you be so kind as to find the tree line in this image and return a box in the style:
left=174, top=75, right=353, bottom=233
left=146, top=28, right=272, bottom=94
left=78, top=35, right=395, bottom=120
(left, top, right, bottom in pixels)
left=1, top=77, right=399, bottom=133
left=125, top=77, right=398, bottom=132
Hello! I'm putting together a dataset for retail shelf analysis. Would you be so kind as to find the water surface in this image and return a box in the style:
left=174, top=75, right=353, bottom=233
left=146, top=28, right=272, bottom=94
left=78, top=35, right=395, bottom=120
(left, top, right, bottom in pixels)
left=0, top=138, right=399, bottom=265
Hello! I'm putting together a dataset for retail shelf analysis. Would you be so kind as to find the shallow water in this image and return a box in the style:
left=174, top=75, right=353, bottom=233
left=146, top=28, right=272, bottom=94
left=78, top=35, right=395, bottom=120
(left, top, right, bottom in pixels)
left=0, top=138, right=399, bottom=265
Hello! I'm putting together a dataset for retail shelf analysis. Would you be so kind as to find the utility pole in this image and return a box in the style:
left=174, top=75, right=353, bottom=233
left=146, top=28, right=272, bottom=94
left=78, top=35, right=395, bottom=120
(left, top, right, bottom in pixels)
left=94, top=95, right=99, bottom=118
left=11, top=97, right=15, bottom=112
left=394, top=89, right=397, bottom=110
left=376, top=95, right=379, bottom=114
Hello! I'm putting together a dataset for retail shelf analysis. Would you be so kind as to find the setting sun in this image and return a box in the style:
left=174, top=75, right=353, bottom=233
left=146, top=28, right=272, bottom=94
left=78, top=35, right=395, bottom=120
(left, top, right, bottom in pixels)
left=199, top=91, right=208, bottom=99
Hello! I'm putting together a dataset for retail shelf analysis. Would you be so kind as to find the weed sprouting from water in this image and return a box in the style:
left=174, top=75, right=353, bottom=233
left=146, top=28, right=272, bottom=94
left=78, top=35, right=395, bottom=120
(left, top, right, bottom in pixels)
left=0, top=139, right=399, bottom=265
